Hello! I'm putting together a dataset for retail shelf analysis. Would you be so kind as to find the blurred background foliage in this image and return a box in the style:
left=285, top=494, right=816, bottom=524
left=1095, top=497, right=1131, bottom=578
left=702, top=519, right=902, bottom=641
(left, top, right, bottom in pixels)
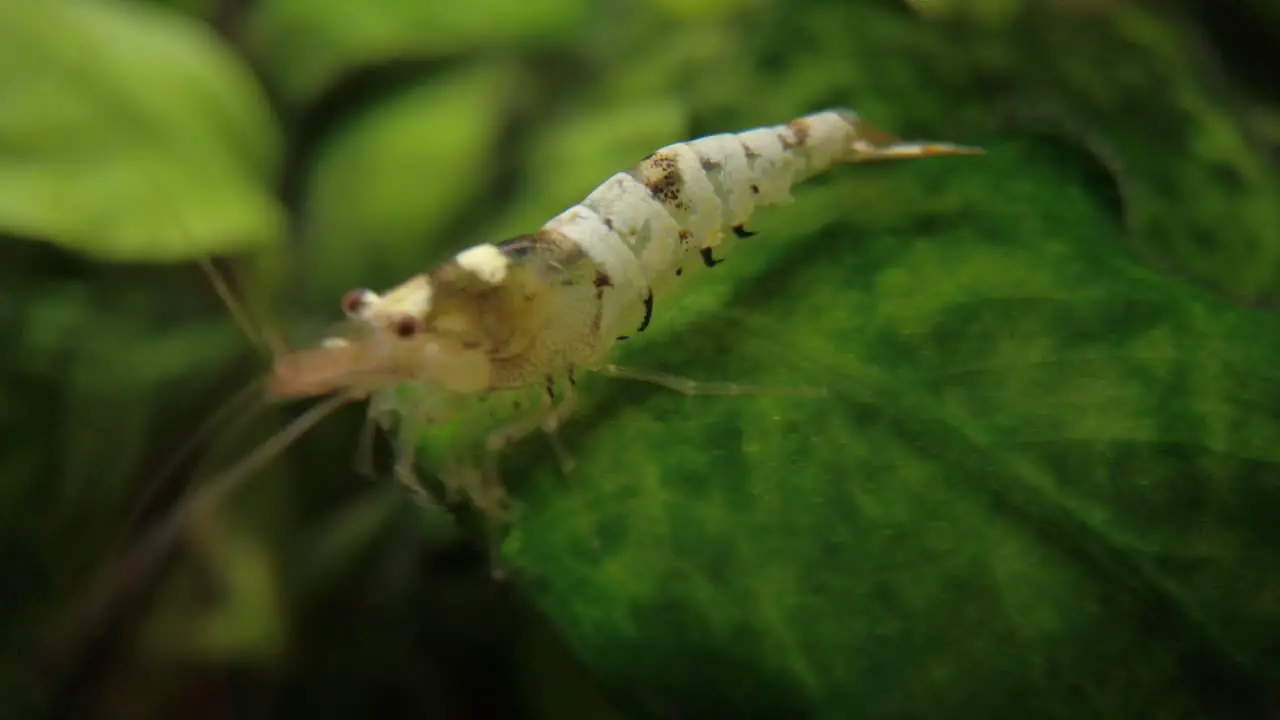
left=2, top=0, right=1279, bottom=717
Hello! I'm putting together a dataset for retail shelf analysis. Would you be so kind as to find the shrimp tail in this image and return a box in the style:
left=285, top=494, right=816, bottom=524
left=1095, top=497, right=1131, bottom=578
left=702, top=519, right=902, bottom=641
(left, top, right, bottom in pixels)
left=842, top=115, right=985, bottom=162
left=849, top=139, right=986, bottom=161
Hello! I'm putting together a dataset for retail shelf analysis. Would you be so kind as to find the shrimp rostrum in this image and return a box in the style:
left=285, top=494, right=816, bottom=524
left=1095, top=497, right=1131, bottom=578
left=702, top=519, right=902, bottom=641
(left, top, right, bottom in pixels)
left=262, top=109, right=982, bottom=529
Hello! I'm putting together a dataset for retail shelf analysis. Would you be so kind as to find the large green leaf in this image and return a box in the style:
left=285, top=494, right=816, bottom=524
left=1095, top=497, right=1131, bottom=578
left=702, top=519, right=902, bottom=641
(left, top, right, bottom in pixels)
left=487, top=136, right=1280, bottom=716
left=382, top=4, right=1280, bottom=713
left=0, top=0, right=284, bottom=261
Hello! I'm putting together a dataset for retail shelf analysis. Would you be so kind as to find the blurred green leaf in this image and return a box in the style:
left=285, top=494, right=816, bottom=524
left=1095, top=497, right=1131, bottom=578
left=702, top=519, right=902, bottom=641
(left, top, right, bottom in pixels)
left=908, top=0, right=1027, bottom=23
left=478, top=97, right=689, bottom=241
left=141, top=0, right=221, bottom=20
left=0, top=258, right=248, bottom=572
left=246, top=0, right=591, bottom=106
left=143, top=510, right=288, bottom=663
left=647, top=0, right=758, bottom=21
left=0, top=0, right=284, bottom=261
left=300, top=62, right=518, bottom=300
left=298, top=487, right=451, bottom=596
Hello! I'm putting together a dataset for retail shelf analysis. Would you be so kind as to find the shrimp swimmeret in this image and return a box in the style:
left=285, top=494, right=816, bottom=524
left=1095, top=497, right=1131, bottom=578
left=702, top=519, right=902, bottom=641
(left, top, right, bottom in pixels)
left=237, top=108, right=982, bottom=540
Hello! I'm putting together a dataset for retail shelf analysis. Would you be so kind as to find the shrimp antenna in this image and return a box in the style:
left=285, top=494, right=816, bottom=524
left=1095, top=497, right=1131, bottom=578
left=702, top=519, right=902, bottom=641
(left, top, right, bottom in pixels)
left=127, top=376, right=270, bottom=530
left=43, top=391, right=353, bottom=680
left=192, top=391, right=354, bottom=502
left=198, top=257, right=289, bottom=359
left=128, top=257, right=296, bottom=532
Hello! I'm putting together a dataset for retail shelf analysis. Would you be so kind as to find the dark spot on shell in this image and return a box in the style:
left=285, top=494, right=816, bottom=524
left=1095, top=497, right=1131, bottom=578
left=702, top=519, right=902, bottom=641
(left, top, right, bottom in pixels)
left=497, top=228, right=587, bottom=267
left=591, top=291, right=604, bottom=335
left=594, top=270, right=613, bottom=288
left=750, top=184, right=760, bottom=195
left=675, top=267, right=683, bottom=277
left=603, top=216, right=615, bottom=230
left=638, top=290, right=654, bottom=332
left=648, top=152, right=677, bottom=172
left=644, top=152, right=683, bottom=206
left=678, top=229, right=692, bottom=244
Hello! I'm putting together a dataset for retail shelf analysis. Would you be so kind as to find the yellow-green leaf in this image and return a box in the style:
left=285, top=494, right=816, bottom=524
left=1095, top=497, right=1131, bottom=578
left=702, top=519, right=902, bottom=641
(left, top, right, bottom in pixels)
left=0, top=0, right=285, bottom=262
left=299, top=63, right=516, bottom=301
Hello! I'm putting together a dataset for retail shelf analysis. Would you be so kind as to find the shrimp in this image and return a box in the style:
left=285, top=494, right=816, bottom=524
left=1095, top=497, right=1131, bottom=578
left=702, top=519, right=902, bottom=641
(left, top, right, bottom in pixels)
left=48, top=111, right=984, bottom=656
left=257, top=108, right=983, bottom=566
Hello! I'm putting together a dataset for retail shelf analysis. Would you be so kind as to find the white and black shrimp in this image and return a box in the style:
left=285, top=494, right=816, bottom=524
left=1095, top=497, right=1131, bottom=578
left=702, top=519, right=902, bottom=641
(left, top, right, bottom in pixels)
left=248, top=108, right=982, bottom=539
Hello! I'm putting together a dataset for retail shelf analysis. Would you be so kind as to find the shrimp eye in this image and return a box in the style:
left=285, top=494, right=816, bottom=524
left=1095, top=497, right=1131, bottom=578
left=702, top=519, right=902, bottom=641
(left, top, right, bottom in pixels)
left=393, top=315, right=422, bottom=339
left=341, top=288, right=372, bottom=317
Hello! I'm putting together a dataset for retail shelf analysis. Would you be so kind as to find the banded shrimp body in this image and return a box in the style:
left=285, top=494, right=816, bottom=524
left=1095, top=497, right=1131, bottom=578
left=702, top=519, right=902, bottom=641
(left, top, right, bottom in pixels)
left=217, top=108, right=983, bottom=571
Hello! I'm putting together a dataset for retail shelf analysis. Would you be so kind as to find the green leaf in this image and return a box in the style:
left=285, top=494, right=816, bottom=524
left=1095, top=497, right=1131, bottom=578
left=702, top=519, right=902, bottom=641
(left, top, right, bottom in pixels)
left=0, top=0, right=285, bottom=262
left=490, top=138, right=1280, bottom=717
left=476, top=97, right=689, bottom=242
left=246, top=0, right=591, bottom=106
left=143, top=511, right=289, bottom=663
left=365, top=5, right=1280, bottom=714
left=807, top=3, right=1280, bottom=306
left=298, top=62, right=518, bottom=302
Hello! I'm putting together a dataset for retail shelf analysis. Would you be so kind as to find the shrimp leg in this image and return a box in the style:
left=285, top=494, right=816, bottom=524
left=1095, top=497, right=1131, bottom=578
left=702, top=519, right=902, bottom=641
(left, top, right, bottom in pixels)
left=481, top=378, right=579, bottom=505
left=472, top=376, right=579, bottom=578
left=393, top=418, right=435, bottom=506
left=349, top=392, right=435, bottom=504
